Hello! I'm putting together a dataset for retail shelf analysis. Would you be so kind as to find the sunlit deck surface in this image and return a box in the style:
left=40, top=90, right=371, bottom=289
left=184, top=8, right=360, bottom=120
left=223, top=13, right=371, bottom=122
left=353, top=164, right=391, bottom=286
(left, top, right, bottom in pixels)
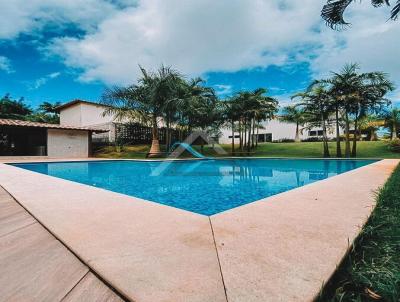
left=0, top=186, right=124, bottom=301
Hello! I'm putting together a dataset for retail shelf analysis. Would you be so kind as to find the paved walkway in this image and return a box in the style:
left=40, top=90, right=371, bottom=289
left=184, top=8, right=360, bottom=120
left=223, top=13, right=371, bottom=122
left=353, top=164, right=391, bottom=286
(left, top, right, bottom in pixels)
left=0, top=186, right=125, bottom=302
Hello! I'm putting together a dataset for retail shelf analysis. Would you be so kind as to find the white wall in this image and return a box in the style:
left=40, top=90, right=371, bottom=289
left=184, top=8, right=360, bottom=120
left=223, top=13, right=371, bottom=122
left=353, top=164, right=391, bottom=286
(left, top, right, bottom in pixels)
left=47, top=129, right=89, bottom=157
left=59, top=104, right=82, bottom=126
left=60, top=103, right=120, bottom=142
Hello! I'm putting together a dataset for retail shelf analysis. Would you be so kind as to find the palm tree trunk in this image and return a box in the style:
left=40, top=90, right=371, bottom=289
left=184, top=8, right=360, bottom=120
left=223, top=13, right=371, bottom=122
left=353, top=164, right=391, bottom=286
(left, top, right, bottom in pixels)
left=256, top=122, right=259, bottom=147
left=243, top=121, right=247, bottom=151
left=344, top=111, right=351, bottom=158
left=335, top=106, right=342, bottom=157
left=295, top=122, right=300, bottom=142
left=351, top=116, right=358, bottom=158
left=322, top=118, right=330, bottom=158
left=252, top=118, right=256, bottom=148
left=231, top=120, right=235, bottom=155
left=148, top=115, right=161, bottom=157
left=239, top=120, right=243, bottom=151
left=247, top=119, right=252, bottom=153
left=393, top=122, right=398, bottom=140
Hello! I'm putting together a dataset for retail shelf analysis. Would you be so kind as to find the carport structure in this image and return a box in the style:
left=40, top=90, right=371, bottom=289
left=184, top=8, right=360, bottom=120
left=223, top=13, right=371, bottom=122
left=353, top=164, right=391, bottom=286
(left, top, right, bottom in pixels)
left=0, top=118, right=107, bottom=157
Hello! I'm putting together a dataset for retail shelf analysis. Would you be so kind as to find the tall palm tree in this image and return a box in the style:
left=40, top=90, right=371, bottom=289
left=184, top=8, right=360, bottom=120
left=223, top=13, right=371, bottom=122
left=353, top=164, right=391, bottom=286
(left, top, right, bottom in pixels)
left=292, top=84, right=332, bottom=157
left=231, top=89, right=278, bottom=152
left=102, top=65, right=183, bottom=157
left=322, top=0, right=400, bottom=29
left=318, top=63, right=393, bottom=157
left=280, top=105, right=309, bottom=142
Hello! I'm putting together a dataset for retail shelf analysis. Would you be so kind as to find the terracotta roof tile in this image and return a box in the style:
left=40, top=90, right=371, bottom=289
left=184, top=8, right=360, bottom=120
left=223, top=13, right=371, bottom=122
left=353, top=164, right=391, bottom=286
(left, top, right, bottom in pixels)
left=0, top=118, right=108, bottom=132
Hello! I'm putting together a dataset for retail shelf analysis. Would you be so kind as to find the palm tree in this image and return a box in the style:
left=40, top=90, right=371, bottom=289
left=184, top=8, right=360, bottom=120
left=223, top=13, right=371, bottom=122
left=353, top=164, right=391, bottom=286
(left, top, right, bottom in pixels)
left=322, top=0, right=400, bottom=29
left=102, top=65, right=183, bottom=157
left=231, top=89, right=278, bottom=152
left=358, top=115, right=384, bottom=141
left=318, top=63, right=393, bottom=157
left=382, top=108, right=400, bottom=139
left=292, top=84, right=332, bottom=157
left=280, top=105, right=309, bottom=142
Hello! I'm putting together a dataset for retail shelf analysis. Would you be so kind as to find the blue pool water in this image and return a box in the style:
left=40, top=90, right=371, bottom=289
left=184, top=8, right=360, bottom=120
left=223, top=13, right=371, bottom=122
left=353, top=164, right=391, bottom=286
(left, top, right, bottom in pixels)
left=11, top=159, right=376, bottom=215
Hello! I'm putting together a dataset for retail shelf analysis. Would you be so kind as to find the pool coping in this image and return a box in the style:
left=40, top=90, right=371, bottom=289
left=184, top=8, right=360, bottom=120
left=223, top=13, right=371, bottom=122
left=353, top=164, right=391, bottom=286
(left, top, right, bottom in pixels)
left=0, top=158, right=398, bottom=301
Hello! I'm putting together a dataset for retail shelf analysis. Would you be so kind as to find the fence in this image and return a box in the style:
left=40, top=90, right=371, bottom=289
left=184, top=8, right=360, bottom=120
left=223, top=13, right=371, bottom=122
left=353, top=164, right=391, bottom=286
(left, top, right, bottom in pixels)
left=115, top=123, right=189, bottom=145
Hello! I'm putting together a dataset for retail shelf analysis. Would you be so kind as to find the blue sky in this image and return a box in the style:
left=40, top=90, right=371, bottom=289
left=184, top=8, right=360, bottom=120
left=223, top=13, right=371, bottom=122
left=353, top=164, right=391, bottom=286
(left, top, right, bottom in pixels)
left=0, top=0, right=399, bottom=109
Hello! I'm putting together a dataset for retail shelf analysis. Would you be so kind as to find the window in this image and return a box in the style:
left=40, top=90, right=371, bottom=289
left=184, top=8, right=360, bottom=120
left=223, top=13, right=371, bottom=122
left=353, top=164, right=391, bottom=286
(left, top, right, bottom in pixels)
left=309, top=130, right=323, bottom=137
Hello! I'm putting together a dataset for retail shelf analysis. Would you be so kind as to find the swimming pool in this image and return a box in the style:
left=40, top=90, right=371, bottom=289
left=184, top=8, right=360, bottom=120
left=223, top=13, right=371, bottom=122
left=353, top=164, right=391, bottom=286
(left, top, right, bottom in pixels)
left=11, top=159, right=376, bottom=215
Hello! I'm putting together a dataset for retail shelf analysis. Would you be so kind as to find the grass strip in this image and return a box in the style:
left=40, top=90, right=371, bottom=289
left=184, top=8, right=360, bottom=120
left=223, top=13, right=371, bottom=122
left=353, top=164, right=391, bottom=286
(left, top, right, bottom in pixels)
left=317, top=163, right=400, bottom=302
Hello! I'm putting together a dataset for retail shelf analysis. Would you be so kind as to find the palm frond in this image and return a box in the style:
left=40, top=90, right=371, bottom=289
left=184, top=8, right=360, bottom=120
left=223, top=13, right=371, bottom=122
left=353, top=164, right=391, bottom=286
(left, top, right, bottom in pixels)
left=321, top=0, right=353, bottom=29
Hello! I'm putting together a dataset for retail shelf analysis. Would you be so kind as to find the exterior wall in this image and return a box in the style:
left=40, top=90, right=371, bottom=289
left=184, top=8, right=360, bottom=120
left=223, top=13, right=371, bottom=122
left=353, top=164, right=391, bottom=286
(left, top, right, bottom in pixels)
left=219, top=119, right=344, bottom=144
left=60, top=103, right=119, bottom=142
left=47, top=129, right=89, bottom=157
left=59, top=104, right=82, bottom=126
left=80, top=103, right=114, bottom=126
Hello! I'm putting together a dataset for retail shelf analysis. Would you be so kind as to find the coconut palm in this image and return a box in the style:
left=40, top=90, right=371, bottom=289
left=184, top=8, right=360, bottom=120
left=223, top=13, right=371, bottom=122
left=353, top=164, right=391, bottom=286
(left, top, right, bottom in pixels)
left=102, top=65, right=183, bottom=157
left=280, top=105, right=310, bottom=142
left=322, top=0, right=400, bottom=29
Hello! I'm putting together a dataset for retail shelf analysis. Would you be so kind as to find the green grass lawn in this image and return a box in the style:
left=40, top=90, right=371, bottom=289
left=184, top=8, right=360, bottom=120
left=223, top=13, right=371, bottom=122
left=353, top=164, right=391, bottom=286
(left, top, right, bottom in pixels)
left=317, top=163, right=400, bottom=302
left=94, top=141, right=400, bottom=159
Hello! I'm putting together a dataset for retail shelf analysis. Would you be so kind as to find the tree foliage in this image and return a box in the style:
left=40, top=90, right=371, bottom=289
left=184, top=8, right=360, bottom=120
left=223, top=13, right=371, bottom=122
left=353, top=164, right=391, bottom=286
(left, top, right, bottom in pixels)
left=322, top=0, right=400, bottom=29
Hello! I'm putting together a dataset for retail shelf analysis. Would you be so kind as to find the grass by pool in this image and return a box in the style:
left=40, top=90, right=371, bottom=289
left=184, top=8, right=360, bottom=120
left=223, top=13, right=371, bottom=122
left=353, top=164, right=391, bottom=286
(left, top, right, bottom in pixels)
left=94, top=141, right=400, bottom=159
left=11, top=159, right=376, bottom=215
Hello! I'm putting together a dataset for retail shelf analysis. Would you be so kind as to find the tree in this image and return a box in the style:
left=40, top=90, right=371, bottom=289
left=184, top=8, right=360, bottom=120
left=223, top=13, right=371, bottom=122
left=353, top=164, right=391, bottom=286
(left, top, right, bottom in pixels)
left=102, top=65, right=183, bottom=157
left=318, top=64, right=393, bottom=157
left=38, top=101, right=61, bottom=114
left=230, top=89, right=278, bottom=153
left=358, top=115, right=384, bottom=141
left=280, top=106, right=309, bottom=142
left=382, top=108, right=400, bottom=139
left=292, top=85, right=332, bottom=158
left=0, top=94, right=32, bottom=119
left=322, top=0, right=400, bottom=29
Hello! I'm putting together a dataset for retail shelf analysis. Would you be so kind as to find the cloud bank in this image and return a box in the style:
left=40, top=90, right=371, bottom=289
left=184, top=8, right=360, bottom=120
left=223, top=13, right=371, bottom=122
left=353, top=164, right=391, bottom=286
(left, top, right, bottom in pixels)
left=0, top=0, right=399, bottom=97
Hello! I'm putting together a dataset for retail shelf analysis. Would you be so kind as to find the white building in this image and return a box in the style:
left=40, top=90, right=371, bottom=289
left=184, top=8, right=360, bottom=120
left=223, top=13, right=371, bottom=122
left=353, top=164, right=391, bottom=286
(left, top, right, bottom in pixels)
left=0, top=118, right=106, bottom=157
left=58, top=99, right=120, bottom=143
left=219, top=118, right=344, bottom=144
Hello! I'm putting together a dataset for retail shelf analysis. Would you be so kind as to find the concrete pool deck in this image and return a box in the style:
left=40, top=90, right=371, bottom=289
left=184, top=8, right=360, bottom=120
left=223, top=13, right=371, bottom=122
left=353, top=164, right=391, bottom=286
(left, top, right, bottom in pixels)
left=0, top=158, right=398, bottom=301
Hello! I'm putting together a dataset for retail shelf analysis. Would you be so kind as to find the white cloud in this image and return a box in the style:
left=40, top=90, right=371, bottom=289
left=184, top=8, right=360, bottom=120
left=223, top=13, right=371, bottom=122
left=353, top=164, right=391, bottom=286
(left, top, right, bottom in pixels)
left=28, top=72, right=61, bottom=90
left=1, top=0, right=399, bottom=97
left=47, top=0, right=322, bottom=85
left=0, top=56, right=14, bottom=73
left=310, top=2, right=400, bottom=84
left=0, top=0, right=135, bottom=39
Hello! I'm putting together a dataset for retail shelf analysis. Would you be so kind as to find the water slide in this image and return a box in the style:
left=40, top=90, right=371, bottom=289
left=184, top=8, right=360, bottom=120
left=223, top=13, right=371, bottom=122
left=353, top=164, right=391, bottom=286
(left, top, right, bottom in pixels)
left=169, top=142, right=208, bottom=158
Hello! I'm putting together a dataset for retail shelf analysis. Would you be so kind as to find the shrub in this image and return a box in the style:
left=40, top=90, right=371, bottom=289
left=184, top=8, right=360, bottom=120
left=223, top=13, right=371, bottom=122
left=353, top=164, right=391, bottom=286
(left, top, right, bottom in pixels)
left=301, top=137, right=322, bottom=142
left=273, top=138, right=295, bottom=143
left=388, top=138, right=400, bottom=153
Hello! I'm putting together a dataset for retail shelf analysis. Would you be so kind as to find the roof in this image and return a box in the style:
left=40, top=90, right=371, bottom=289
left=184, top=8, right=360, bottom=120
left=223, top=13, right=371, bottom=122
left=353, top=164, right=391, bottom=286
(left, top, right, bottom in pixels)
left=0, top=118, right=108, bottom=132
left=56, top=99, right=108, bottom=111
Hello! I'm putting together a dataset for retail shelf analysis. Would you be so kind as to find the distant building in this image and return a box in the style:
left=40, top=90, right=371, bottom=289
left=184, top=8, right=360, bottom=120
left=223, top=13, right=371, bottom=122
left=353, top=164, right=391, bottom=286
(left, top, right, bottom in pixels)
left=219, top=118, right=344, bottom=144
